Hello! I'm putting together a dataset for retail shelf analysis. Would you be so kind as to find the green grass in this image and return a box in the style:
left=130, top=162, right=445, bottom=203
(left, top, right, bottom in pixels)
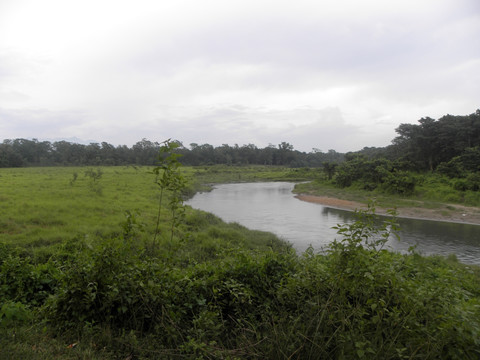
left=0, top=166, right=158, bottom=249
left=0, top=165, right=309, bottom=251
left=184, top=165, right=320, bottom=191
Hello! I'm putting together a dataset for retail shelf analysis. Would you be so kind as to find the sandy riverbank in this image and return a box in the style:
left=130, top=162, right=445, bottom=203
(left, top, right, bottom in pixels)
left=295, top=194, right=480, bottom=225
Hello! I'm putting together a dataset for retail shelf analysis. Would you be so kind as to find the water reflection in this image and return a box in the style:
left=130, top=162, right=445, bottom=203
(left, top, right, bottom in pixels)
left=186, top=182, right=480, bottom=265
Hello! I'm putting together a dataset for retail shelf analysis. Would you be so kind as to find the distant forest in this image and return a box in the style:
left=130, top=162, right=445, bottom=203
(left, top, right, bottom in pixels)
left=0, top=138, right=343, bottom=168
left=1, top=110, right=479, bottom=172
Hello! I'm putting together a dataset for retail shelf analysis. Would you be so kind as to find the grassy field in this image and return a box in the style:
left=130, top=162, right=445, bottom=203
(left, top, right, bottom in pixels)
left=1, top=165, right=479, bottom=359
left=0, top=165, right=313, bottom=251
left=1, top=166, right=157, bottom=247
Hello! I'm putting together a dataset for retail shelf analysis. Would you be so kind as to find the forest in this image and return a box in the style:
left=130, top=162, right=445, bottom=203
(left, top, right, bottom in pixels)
left=0, top=138, right=343, bottom=168
left=316, top=110, right=480, bottom=202
left=1, top=110, right=479, bottom=172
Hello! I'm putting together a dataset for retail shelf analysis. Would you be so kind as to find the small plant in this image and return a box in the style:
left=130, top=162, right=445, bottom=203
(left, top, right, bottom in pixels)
left=84, top=168, right=103, bottom=195
left=152, top=139, right=187, bottom=245
left=122, top=210, right=144, bottom=241
left=69, top=171, right=78, bottom=186
left=331, top=201, right=399, bottom=256
left=84, top=168, right=103, bottom=182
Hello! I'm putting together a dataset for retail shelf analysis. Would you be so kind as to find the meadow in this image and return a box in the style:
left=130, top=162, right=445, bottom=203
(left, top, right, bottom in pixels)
left=0, top=165, right=311, bottom=250
left=1, top=165, right=479, bottom=359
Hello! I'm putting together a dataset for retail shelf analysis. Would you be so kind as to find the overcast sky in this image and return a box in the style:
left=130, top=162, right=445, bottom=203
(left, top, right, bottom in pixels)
left=0, top=0, right=479, bottom=152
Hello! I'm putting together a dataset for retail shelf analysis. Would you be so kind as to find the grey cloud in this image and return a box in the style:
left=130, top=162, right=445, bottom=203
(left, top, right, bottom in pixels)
left=0, top=107, right=88, bottom=139
left=138, top=105, right=371, bottom=152
left=1, top=0, right=478, bottom=153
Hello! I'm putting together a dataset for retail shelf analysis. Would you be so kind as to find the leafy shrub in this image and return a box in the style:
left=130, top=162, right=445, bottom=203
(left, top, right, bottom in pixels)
left=262, top=205, right=480, bottom=359
left=381, top=170, right=416, bottom=195
left=335, top=166, right=353, bottom=187
left=454, top=178, right=469, bottom=191
left=0, top=247, right=58, bottom=306
left=41, top=206, right=480, bottom=359
left=453, top=173, right=480, bottom=192
left=466, top=173, right=480, bottom=191
left=0, top=301, right=32, bottom=328
left=437, top=159, right=465, bottom=178
left=44, top=238, right=161, bottom=332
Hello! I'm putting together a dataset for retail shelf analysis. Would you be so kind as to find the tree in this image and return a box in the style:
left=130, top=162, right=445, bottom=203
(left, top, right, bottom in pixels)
left=322, top=161, right=337, bottom=180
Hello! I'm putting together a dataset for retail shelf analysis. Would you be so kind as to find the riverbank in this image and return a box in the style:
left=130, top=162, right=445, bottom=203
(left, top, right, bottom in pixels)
left=295, top=194, right=480, bottom=225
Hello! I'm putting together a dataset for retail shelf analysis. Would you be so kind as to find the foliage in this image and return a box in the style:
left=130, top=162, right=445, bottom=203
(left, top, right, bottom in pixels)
left=333, top=155, right=416, bottom=195
left=1, top=165, right=480, bottom=358
left=0, top=138, right=345, bottom=168
left=152, top=139, right=188, bottom=245
left=322, top=161, right=338, bottom=180
left=391, top=110, right=480, bottom=171
left=84, top=167, right=103, bottom=194
left=2, top=109, right=479, bottom=173
left=0, top=245, right=58, bottom=306
left=0, top=301, right=32, bottom=329
left=1, top=203, right=479, bottom=358
left=437, top=146, right=480, bottom=179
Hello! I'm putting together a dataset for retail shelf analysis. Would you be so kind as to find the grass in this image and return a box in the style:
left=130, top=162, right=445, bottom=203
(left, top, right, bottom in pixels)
left=0, top=165, right=303, bottom=261
left=184, top=165, right=319, bottom=191
left=0, top=165, right=315, bottom=248
left=0, top=167, right=157, bottom=250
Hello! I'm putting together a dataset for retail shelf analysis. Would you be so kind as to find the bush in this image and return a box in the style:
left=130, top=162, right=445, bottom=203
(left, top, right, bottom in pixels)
left=40, top=206, right=480, bottom=359
left=0, top=247, right=58, bottom=306
left=381, top=170, right=416, bottom=195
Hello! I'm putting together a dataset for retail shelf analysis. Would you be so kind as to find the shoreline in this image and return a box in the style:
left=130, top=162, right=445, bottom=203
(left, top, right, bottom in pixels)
left=295, top=194, right=480, bottom=226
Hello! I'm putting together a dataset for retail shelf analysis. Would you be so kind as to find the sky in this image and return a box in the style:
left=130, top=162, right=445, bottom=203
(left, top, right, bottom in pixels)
left=0, top=0, right=479, bottom=153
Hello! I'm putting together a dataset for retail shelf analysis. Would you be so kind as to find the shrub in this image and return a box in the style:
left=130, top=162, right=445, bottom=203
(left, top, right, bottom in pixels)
left=381, top=170, right=416, bottom=195
left=37, top=207, right=480, bottom=359
left=0, top=249, right=58, bottom=306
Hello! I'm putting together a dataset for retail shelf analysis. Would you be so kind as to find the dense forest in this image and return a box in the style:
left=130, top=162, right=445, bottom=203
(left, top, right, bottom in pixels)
left=358, top=109, right=480, bottom=171
left=0, top=139, right=343, bottom=168
left=326, top=110, right=480, bottom=196
left=1, top=110, right=479, bottom=172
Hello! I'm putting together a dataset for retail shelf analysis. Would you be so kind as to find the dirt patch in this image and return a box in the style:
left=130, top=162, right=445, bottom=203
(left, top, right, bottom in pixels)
left=295, top=194, right=480, bottom=225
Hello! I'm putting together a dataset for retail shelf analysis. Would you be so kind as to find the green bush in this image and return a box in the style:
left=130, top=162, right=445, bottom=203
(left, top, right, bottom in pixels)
left=381, top=170, right=416, bottom=195
left=0, top=248, right=57, bottom=306
left=2, top=195, right=479, bottom=358
left=38, top=206, right=480, bottom=359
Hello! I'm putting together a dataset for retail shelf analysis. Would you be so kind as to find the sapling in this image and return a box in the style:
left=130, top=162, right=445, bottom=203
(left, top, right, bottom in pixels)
left=84, top=168, right=103, bottom=195
left=152, top=139, right=187, bottom=246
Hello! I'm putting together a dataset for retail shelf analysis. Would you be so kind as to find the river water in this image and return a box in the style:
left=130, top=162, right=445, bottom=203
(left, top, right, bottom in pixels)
left=186, top=182, right=480, bottom=265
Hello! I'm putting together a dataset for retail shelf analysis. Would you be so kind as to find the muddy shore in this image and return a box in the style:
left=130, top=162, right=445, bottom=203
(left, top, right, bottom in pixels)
left=295, top=194, right=480, bottom=225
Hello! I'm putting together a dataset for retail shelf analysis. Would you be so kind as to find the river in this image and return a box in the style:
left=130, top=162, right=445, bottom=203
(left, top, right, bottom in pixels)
left=186, top=182, right=480, bottom=265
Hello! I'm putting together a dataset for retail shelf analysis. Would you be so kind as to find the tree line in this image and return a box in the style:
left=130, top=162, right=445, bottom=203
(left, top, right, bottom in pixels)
left=2, top=109, right=478, bottom=173
left=329, top=109, right=480, bottom=194
left=0, top=138, right=344, bottom=168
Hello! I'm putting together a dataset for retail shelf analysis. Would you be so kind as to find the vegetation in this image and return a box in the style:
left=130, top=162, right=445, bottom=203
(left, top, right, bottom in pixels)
left=2, top=109, right=480, bottom=358
left=0, top=138, right=343, bottom=168
left=1, top=159, right=480, bottom=358
left=0, top=165, right=312, bottom=251
left=292, top=110, right=480, bottom=208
